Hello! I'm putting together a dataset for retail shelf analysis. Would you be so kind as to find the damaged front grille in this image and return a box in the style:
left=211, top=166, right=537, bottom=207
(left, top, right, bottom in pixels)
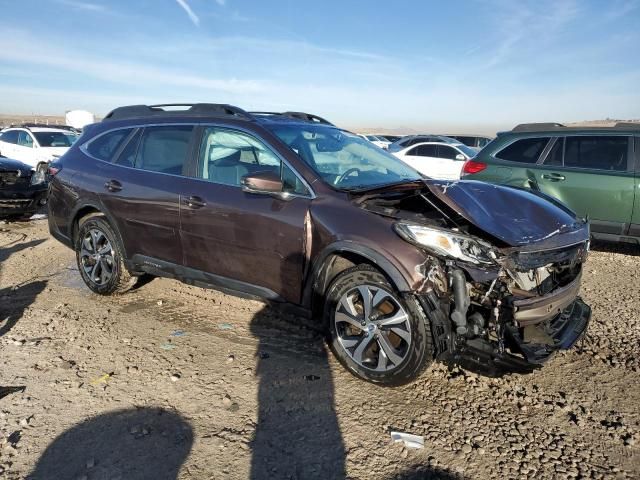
left=505, top=241, right=589, bottom=271
left=0, top=171, right=29, bottom=188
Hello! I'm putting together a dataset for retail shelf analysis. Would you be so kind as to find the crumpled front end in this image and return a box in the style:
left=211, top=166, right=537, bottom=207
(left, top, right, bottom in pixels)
left=418, top=237, right=591, bottom=375
left=355, top=179, right=592, bottom=375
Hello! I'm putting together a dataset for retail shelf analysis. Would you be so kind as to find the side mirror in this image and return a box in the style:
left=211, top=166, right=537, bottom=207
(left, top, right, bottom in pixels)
left=455, top=153, right=465, bottom=161
left=241, top=170, right=286, bottom=197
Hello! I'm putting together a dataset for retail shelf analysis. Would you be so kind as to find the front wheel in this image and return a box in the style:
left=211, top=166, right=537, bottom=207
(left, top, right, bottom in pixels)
left=75, top=214, right=136, bottom=295
left=325, top=265, right=434, bottom=386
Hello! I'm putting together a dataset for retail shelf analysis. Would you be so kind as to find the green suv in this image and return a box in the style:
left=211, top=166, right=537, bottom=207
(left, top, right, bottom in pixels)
left=462, top=122, right=640, bottom=244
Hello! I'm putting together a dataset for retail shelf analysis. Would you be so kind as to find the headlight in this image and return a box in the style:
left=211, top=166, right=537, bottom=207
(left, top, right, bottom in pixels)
left=394, top=222, right=496, bottom=265
left=30, top=163, right=48, bottom=185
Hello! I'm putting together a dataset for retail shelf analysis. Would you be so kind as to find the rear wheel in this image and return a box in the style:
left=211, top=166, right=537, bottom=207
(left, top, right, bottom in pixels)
left=75, top=214, right=136, bottom=295
left=325, top=265, right=434, bottom=386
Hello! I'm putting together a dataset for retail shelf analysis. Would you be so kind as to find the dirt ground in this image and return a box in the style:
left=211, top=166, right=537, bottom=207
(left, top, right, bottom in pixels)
left=0, top=219, right=638, bottom=480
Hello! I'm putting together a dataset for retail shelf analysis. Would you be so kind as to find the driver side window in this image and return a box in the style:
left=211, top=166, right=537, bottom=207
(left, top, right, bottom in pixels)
left=197, top=127, right=310, bottom=195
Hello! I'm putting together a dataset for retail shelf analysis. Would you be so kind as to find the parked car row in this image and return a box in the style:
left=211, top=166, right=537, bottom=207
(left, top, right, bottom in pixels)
left=0, top=124, right=79, bottom=168
left=44, top=103, right=592, bottom=385
left=0, top=123, right=79, bottom=220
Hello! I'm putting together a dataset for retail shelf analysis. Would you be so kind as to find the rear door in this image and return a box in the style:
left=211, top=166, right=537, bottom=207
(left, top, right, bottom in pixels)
left=179, top=126, right=312, bottom=303
left=401, top=145, right=443, bottom=178
left=435, top=145, right=465, bottom=180
left=534, top=135, right=634, bottom=235
left=94, top=125, right=197, bottom=265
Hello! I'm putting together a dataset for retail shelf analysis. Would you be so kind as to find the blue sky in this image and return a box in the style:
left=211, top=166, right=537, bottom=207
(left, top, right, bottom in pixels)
left=0, top=0, right=639, bottom=132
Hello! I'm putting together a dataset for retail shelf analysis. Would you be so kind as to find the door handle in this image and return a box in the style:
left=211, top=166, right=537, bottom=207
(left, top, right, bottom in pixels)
left=104, top=179, right=122, bottom=192
left=183, top=195, right=206, bottom=209
left=541, top=173, right=565, bottom=182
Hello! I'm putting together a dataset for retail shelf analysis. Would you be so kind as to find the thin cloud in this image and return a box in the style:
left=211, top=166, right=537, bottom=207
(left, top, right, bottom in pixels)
left=54, top=0, right=108, bottom=12
left=0, top=29, right=262, bottom=94
left=175, top=0, right=200, bottom=26
left=215, top=0, right=227, bottom=6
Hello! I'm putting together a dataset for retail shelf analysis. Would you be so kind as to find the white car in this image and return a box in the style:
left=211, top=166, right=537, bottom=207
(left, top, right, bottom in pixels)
left=392, top=141, right=478, bottom=180
left=0, top=126, right=79, bottom=168
left=358, top=134, right=391, bottom=149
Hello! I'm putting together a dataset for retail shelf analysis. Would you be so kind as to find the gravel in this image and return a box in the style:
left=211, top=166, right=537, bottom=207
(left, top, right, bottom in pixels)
left=0, top=220, right=638, bottom=479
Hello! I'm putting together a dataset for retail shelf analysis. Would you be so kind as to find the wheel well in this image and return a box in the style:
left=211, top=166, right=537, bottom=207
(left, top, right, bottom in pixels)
left=71, top=206, right=103, bottom=243
left=310, top=251, right=392, bottom=318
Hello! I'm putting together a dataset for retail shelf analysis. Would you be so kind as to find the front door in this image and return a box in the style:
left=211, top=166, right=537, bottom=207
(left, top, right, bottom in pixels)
left=179, top=126, right=312, bottom=303
left=96, top=125, right=197, bottom=266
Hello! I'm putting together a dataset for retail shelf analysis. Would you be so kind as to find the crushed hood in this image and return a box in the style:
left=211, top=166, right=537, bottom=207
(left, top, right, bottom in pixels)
left=425, top=180, right=588, bottom=248
left=0, top=157, right=33, bottom=175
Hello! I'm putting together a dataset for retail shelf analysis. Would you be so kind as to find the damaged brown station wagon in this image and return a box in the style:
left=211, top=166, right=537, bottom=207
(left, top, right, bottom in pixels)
left=47, top=104, right=591, bottom=384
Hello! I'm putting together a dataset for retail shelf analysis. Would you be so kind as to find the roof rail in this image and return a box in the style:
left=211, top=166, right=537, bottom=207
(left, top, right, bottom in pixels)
left=249, top=111, right=335, bottom=126
left=281, top=111, right=334, bottom=125
left=614, top=122, right=640, bottom=130
left=9, top=123, right=78, bottom=131
left=512, top=122, right=566, bottom=132
left=103, top=103, right=254, bottom=122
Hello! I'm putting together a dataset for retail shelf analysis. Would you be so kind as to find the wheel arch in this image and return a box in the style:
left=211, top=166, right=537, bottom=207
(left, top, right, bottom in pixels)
left=304, top=241, right=412, bottom=318
left=68, top=202, right=129, bottom=260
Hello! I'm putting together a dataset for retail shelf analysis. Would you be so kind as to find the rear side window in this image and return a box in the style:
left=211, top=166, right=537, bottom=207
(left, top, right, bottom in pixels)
left=407, top=145, right=437, bottom=157
left=436, top=145, right=457, bottom=160
left=496, top=137, right=550, bottom=163
left=135, top=126, right=193, bottom=175
left=564, top=136, right=628, bottom=171
left=87, top=129, right=133, bottom=161
left=0, top=130, right=19, bottom=144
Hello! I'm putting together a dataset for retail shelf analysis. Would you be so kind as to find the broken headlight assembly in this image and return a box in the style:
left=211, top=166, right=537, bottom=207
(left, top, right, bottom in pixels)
left=30, top=163, right=49, bottom=186
left=394, top=222, right=496, bottom=265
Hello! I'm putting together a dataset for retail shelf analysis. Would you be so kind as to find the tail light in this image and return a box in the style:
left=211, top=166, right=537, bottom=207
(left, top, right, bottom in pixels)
left=461, top=160, right=487, bottom=175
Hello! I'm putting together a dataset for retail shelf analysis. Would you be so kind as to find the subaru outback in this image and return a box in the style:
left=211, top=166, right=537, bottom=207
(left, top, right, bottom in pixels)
left=462, top=122, right=640, bottom=245
left=48, top=104, right=591, bottom=384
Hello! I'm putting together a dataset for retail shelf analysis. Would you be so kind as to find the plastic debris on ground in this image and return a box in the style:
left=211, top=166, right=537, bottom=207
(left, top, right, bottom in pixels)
left=170, top=330, right=186, bottom=337
left=218, top=323, right=234, bottom=330
left=160, top=343, right=177, bottom=350
left=390, top=431, right=425, bottom=449
left=90, top=373, right=113, bottom=385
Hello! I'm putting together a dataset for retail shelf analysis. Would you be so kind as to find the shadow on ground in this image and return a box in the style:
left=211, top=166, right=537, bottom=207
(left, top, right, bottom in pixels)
left=0, top=280, right=47, bottom=337
left=0, top=238, right=46, bottom=263
left=590, top=239, right=640, bottom=257
left=392, top=466, right=468, bottom=479
left=249, top=301, right=346, bottom=479
left=28, top=408, right=193, bottom=480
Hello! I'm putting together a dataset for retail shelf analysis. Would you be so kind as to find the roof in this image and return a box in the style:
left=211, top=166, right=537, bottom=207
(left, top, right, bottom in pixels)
left=102, top=103, right=335, bottom=126
left=511, top=122, right=640, bottom=133
left=5, top=123, right=78, bottom=133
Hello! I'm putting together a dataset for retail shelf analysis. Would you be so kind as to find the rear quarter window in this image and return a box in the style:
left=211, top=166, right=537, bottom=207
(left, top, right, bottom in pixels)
left=86, top=128, right=134, bottom=161
left=495, top=137, right=550, bottom=163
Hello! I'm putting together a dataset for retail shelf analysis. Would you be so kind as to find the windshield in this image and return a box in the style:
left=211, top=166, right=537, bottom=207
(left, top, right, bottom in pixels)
left=269, top=124, right=422, bottom=190
left=34, top=131, right=78, bottom=147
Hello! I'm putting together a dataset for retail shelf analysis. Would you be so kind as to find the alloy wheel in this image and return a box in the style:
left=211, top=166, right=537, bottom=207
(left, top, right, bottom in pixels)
left=79, top=228, right=115, bottom=286
left=334, top=285, right=411, bottom=371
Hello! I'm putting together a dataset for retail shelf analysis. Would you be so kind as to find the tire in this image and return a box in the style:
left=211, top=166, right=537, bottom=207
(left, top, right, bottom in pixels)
left=324, top=265, right=434, bottom=386
left=75, top=214, right=136, bottom=295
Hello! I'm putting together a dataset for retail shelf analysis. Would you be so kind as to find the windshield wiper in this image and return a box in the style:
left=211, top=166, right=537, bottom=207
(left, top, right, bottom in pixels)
left=344, top=178, right=426, bottom=194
